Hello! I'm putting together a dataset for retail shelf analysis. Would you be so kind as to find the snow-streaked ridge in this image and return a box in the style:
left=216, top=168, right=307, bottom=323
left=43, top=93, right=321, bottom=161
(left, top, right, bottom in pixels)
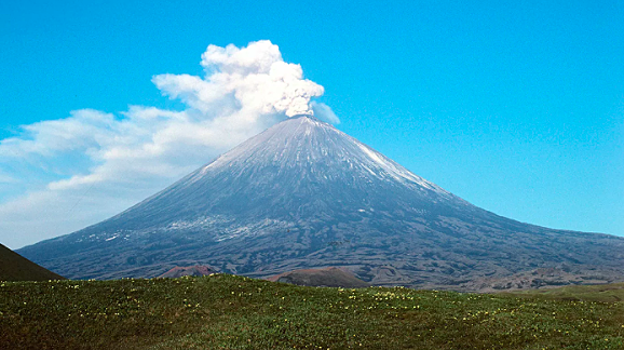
left=190, top=116, right=449, bottom=195
left=68, top=115, right=469, bottom=244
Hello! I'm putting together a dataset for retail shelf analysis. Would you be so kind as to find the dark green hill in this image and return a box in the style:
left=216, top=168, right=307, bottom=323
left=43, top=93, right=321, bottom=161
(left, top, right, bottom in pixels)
left=1, top=274, right=624, bottom=349
left=0, top=243, right=64, bottom=281
left=267, top=267, right=370, bottom=288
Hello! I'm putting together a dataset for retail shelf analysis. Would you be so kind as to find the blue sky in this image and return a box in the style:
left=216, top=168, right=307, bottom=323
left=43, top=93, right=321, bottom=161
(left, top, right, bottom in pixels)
left=1, top=0, right=623, bottom=249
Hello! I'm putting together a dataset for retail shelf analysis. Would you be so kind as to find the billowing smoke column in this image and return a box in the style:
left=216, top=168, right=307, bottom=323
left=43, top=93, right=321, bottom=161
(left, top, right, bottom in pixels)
left=153, top=40, right=326, bottom=119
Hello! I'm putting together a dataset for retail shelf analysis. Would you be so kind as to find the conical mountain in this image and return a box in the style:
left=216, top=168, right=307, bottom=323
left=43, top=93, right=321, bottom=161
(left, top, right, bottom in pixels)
left=18, top=116, right=624, bottom=290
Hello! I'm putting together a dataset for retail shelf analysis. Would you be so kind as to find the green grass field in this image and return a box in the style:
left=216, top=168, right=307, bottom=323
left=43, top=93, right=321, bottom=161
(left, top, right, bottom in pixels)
left=2, top=275, right=624, bottom=349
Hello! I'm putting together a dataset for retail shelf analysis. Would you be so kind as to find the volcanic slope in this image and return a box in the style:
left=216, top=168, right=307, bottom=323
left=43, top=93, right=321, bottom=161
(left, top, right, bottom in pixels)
left=18, top=116, right=624, bottom=290
left=0, top=243, right=64, bottom=281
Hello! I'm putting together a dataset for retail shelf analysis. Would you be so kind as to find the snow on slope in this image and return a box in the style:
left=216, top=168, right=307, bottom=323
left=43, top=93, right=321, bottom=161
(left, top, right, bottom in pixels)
left=17, top=115, right=624, bottom=287
left=193, top=116, right=447, bottom=193
left=88, top=115, right=466, bottom=242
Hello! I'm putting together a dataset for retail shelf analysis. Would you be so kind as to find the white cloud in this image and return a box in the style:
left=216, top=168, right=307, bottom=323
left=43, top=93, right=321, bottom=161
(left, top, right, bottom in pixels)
left=0, top=40, right=339, bottom=249
left=0, top=109, right=117, bottom=158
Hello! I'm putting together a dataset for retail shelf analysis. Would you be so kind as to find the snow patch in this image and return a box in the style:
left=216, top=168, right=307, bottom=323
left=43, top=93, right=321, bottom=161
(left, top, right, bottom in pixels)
left=357, top=144, right=387, bottom=167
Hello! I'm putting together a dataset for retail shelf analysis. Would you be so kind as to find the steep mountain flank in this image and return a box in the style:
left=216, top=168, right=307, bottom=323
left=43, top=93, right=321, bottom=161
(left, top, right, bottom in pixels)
left=18, top=116, right=624, bottom=291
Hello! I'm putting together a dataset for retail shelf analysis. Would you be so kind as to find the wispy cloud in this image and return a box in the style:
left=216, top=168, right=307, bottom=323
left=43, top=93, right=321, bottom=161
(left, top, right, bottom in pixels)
left=0, top=40, right=339, bottom=249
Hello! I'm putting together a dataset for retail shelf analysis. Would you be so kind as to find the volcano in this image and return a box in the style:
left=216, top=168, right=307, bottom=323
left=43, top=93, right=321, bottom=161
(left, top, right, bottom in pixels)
left=18, top=116, right=624, bottom=290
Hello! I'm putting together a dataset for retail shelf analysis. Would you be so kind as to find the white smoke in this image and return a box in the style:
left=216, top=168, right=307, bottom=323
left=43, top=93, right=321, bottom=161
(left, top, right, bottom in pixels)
left=153, top=40, right=324, bottom=118
left=0, top=40, right=339, bottom=249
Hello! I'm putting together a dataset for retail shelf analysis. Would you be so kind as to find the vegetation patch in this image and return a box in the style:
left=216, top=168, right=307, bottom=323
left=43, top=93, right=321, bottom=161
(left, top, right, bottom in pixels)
left=2, top=275, right=624, bottom=349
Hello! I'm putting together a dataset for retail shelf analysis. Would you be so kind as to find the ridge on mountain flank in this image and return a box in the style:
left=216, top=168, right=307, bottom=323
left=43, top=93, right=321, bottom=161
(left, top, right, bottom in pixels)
left=18, top=116, right=624, bottom=291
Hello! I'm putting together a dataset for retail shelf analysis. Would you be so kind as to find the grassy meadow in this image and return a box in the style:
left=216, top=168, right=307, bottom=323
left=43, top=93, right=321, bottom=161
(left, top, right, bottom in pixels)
left=1, top=274, right=624, bottom=349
